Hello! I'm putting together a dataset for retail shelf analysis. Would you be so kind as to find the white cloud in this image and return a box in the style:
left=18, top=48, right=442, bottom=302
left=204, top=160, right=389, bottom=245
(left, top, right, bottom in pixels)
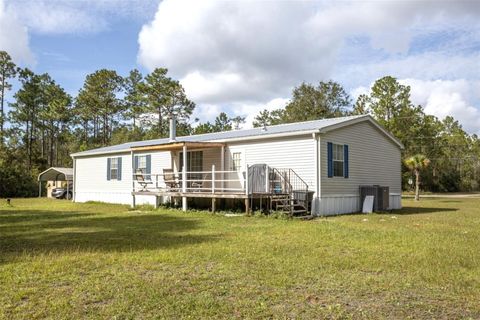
left=239, top=98, right=290, bottom=129
left=138, top=0, right=480, bottom=125
left=10, top=2, right=106, bottom=34
left=400, top=79, right=480, bottom=134
left=0, top=0, right=159, bottom=64
left=192, top=97, right=289, bottom=130
left=138, top=1, right=338, bottom=105
left=0, top=0, right=34, bottom=64
left=4, top=0, right=159, bottom=35
left=337, top=51, right=480, bottom=90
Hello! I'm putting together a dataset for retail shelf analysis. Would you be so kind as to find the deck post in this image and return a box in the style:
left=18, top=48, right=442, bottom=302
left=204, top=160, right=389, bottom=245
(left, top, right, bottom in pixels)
left=182, top=144, right=187, bottom=211
left=38, top=181, right=41, bottom=198
left=220, top=145, right=225, bottom=191
left=131, top=150, right=136, bottom=208
left=245, top=164, right=249, bottom=195
left=265, top=164, right=269, bottom=193
left=245, top=164, right=250, bottom=215
left=211, top=165, right=215, bottom=193
left=211, top=198, right=216, bottom=213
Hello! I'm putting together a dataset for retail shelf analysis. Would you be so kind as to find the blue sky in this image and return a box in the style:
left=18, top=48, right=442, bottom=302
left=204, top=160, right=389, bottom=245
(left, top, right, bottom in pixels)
left=30, top=21, right=147, bottom=94
left=1, top=0, right=479, bottom=133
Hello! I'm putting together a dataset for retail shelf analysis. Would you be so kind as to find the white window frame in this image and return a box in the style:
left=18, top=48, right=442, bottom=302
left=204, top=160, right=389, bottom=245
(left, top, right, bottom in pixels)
left=110, top=157, right=119, bottom=180
left=232, top=152, right=242, bottom=171
left=137, top=155, right=147, bottom=173
left=332, top=144, right=344, bottom=177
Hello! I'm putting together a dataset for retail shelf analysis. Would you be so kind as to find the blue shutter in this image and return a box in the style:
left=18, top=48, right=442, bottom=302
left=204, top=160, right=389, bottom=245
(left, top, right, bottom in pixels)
left=344, top=145, right=349, bottom=178
left=117, top=157, right=122, bottom=181
left=134, top=156, right=139, bottom=171
left=327, top=142, right=333, bottom=178
left=107, top=158, right=111, bottom=180
left=146, top=155, right=151, bottom=180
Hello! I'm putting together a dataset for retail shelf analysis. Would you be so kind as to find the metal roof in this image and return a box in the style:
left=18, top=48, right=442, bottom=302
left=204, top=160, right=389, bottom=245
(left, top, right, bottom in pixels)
left=71, top=115, right=402, bottom=157
left=38, top=167, right=74, bottom=181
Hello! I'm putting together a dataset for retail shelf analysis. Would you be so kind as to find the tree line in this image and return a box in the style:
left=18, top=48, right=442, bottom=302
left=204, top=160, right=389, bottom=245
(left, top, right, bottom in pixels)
left=253, top=76, right=480, bottom=193
left=0, top=50, right=479, bottom=196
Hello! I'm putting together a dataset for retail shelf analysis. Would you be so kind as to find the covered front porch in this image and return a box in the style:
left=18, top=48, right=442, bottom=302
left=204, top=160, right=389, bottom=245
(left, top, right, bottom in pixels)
left=130, top=141, right=250, bottom=212
left=129, top=140, right=311, bottom=215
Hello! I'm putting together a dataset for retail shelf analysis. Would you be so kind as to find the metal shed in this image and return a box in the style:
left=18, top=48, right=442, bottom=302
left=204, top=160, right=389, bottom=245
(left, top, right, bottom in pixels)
left=38, top=167, right=73, bottom=198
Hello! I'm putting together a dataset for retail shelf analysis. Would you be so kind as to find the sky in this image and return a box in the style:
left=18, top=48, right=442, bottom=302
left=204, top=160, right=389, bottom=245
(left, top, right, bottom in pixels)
left=1, top=0, right=480, bottom=133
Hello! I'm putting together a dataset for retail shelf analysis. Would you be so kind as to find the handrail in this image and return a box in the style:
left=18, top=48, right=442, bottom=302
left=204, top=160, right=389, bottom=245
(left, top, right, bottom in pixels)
left=132, top=166, right=309, bottom=204
left=132, top=168, right=246, bottom=193
left=288, top=168, right=308, bottom=190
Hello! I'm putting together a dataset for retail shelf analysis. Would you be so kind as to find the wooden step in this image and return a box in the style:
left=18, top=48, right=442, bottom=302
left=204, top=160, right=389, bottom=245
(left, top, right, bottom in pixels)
left=271, top=195, right=289, bottom=198
left=291, top=209, right=307, bottom=214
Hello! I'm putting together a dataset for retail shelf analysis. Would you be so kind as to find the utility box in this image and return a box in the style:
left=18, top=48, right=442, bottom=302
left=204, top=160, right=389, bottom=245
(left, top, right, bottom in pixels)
left=376, top=186, right=389, bottom=211
left=359, top=185, right=390, bottom=211
left=247, top=164, right=268, bottom=194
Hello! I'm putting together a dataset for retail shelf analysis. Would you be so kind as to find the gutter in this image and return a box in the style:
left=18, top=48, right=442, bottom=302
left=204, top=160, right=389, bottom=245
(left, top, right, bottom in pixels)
left=211, top=129, right=319, bottom=143
left=71, top=149, right=131, bottom=158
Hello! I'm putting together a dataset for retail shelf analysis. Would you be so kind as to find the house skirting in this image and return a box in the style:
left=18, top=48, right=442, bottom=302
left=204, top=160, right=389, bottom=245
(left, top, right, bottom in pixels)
left=314, top=193, right=402, bottom=216
left=75, top=191, right=402, bottom=216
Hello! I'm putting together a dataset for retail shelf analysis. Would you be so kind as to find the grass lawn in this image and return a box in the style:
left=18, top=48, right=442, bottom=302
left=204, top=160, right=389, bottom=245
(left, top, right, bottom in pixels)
left=1, top=198, right=479, bottom=319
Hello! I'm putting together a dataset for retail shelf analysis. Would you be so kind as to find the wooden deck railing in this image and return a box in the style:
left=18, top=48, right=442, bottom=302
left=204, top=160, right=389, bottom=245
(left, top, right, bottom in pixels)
left=133, top=165, right=247, bottom=194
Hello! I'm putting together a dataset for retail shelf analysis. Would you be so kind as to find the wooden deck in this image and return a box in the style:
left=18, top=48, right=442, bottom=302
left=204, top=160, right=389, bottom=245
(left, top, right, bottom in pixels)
left=131, top=190, right=283, bottom=214
left=132, top=190, right=252, bottom=199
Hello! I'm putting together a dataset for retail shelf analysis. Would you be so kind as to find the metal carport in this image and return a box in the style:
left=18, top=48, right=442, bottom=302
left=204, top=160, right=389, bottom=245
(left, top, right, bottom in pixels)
left=38, top=167, right=73, bottom=199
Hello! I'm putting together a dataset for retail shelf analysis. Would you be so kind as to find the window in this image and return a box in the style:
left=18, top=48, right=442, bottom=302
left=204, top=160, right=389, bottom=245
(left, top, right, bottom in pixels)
left=134, top=155, right=151, bottom=180
left=110, top=157, right=119, bottom=180
left=333, top=144, right=344, bottom=177
left=232, top=152, right=241, bottom=171
left=137, top=155, right=147, bottom=173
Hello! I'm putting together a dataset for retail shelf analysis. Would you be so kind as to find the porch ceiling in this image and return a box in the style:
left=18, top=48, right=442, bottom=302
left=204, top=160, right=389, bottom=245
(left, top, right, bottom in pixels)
left=130, top=141, right=225, bottom=152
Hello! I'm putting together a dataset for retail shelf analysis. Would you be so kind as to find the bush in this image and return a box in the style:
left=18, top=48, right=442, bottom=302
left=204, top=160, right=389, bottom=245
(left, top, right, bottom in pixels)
left=0, top=151, right=37, bottom=197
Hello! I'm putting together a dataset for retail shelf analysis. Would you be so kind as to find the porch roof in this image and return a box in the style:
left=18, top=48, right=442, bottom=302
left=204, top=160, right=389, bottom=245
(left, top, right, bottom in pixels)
left=130, top=141, right=225, bottom=152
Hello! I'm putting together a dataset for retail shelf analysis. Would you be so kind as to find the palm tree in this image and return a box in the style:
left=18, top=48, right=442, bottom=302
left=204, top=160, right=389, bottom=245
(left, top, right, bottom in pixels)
left=404, top=154, right=430, bottom=201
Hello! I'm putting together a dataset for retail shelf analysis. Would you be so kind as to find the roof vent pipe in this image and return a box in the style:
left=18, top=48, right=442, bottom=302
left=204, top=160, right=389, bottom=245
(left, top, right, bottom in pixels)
left=169, top=116, right=176, bottom=141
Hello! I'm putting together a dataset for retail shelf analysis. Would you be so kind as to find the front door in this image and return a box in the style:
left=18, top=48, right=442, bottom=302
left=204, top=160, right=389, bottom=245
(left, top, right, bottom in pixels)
left=179, top=151, right=204, bottom=186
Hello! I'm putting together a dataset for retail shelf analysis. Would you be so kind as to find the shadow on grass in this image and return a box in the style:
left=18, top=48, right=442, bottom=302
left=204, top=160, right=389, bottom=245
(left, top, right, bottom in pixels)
left=0, top=209, right=221, bottom=263
left=395, top=206, right=458, bottom=215
left=0, top=211, right=95, bottom=224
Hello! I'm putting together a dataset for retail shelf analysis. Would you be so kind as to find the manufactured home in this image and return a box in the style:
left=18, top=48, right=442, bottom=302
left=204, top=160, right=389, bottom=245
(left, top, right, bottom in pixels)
left=71, top=115, right=403, bottom=216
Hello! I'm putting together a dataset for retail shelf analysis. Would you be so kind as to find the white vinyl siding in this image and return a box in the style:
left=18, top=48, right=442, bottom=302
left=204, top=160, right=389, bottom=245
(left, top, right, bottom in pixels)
left=227, top=134, right=316, bottom=191
left=320, top=121, right=401, bottom=196
left=75, top=150, right=171, bottom=205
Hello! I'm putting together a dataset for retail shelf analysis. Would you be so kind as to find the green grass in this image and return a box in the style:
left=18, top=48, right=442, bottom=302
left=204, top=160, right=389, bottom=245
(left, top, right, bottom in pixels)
left=1, top=198, right=479, bottom=319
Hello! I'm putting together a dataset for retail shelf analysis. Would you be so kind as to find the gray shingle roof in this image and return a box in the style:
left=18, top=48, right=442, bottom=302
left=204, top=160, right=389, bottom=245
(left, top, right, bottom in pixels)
left=71, top=115, right=373, bottom=157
